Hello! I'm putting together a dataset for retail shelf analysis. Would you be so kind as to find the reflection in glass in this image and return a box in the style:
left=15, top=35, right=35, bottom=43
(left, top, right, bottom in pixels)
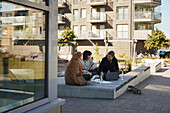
left=0, top=1, right=46, bottom=112
left=28, top=0, right=48, bottom=5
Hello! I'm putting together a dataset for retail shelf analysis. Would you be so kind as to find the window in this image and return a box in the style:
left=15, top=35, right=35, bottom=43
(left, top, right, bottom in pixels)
left=73, top=0, right=78, bottom=5
left=81, top=9, right=86, bottom=18
left=117, top=25, right=128, bottom=38
left=117, top=7, right=128, bottom=20
left=0, top=2, right=47, bottom=112
left=73, top=25, right=78, bottom=36
left=73, top=9, right=78, bottom=21
left=81, top=25, right=86, bottom=35
left=38, top=11, right=42, bottom=24
left=59, top=26, right=64, bottom=37
left=28, top=0, right=47, bottom=5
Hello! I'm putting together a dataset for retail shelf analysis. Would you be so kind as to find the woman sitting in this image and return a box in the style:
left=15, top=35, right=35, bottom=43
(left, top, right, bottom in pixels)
left=65, top=52, right=88, bottom=86
left=81, top=50, right=98, bottom=77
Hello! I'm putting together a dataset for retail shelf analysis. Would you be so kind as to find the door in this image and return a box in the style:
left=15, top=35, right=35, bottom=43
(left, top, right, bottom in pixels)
left=100, top=25, right=105, bottom=38
left=100, top=8, right=105, bottom=20
left=92, top=8, right=97, bottom=19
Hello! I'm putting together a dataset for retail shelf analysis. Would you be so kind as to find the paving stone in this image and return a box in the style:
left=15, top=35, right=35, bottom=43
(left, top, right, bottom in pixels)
left=63, top=67, right=170, bottom=113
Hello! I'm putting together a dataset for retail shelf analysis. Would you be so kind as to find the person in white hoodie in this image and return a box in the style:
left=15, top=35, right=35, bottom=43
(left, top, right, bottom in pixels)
left=81, top=50, right=98, bottom=80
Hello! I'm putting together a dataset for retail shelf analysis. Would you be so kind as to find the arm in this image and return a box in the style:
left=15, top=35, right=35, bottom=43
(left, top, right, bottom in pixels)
left=99, top=58, right=104, bottom=74
left=110, top=58, right=119, bottom=72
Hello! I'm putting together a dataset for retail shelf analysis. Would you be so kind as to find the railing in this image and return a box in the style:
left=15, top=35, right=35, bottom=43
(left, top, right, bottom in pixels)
left=58, top=14, right=65, bottom=23
left=134, top=0, right=161, bottom=3
left=134, top=30, right=152, bottom=40
left=13, top=16, right=30, bottom=25
left=13, top=5, right=27, bottom=10
left=87, top=13, right=106, bottom=21
left=58, top=0, right=66, bottom=5
left=117, top=0, right=128, bottom=2
left=1, top=17, right=13, bottom=24
left=87, top=0, right=106, bottom=3
left=135, top=11, right=162, bottom=21
left=80, top=31, right=106, bottom=39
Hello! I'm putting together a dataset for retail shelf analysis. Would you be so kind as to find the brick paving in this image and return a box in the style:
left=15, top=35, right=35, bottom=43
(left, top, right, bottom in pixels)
left=62, top=66, right=170, bottom=113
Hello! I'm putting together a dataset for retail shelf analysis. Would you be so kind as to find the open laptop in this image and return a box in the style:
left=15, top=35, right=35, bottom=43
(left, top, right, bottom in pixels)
left=105, top=72, right=120, bottom=81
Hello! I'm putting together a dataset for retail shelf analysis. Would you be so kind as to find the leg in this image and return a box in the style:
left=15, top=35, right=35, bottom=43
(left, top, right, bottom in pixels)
left=83, top=74, right=92, bottom=81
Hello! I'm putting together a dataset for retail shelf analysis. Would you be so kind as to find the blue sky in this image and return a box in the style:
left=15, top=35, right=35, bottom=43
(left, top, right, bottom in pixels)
left=156, top=0, right=170, bottom=39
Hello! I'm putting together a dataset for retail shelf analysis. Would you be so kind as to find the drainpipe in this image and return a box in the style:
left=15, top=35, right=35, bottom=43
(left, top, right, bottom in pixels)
left=130, top=0, right=132, bottom=57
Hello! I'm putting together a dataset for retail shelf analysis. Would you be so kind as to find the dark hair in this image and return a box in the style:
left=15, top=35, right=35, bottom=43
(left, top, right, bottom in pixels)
left=108, top=51, right=115, bottom=57
left=83, top=50, right=92, bottom=60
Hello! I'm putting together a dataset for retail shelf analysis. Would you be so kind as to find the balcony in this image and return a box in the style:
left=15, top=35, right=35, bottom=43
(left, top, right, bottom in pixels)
left=87, top=13, right=106, bottom=23
left=58, top=14, right=65, bottom=24
left=134, top=30, right=153, bottom=40
left=58, top=0, right=66, bottom=8
left=134, top=11, right=162, bottom=23
left=13, top=5, right=28, bottom=11
left=1, top=17, right=13, bottom=24
left=77, top=31, right=106, bottom=40
left=134, top=0, right=161, bottom=5
left=87, top=0, right=106, bottom=6
left=13, top=16, right=30, bottom=25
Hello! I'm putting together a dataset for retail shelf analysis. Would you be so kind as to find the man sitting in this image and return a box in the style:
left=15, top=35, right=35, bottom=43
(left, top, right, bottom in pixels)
left=99, top=51, right=119, bottom=80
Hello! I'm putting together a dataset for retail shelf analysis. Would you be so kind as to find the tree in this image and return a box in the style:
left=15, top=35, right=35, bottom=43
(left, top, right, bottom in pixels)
left=58, top=27, right=76, bottom=46
left=144, top=28, right=167, bottom=51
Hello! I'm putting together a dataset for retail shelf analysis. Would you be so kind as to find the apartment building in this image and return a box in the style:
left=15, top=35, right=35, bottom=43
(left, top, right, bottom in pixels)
left=58, top=0, right=162, bottom=57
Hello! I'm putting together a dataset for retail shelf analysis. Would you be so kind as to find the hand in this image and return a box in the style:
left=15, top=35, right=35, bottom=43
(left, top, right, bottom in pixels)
left=90, top=67, right=95, bottom=70
left=86, top=72, right=92, bottom=76
left=100, top=72, right=104, bottom=77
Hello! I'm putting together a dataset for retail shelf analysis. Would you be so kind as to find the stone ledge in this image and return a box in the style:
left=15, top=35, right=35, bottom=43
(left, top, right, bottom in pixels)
left=58, top=66, right=150, bottom=100
left=27, top=98, right=65, bottom=113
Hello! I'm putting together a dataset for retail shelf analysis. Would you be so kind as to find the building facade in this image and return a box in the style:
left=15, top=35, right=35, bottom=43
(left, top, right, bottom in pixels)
left=58, top=0, right=161, bottom=57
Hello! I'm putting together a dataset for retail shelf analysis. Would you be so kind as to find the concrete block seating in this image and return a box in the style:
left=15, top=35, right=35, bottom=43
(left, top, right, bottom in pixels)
left=150, top=61, right=161, bottom=74
left=58, top=66, right=150, bottom=100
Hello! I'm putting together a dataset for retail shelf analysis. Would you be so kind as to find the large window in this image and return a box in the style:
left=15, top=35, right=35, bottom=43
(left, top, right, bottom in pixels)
left=73, top=25, right=78, bottom=36
left=73, top=9, right=78, bottom=21
left=0, top=2, right=47, bottom=112
left=81, top=25, right=86, bottom=35
left=117, top=25, right=128, bottom=38
left=81, top=9, right=86, bottom=18
left=117, top=7, right=128, bottom=20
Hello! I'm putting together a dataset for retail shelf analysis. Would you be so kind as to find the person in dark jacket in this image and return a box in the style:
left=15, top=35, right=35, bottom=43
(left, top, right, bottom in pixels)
left=99, top=51, right=119, bottom=80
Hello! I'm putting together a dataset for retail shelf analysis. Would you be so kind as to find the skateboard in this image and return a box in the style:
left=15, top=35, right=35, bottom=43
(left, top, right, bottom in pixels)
left=128, top=85, right=142, bottom=94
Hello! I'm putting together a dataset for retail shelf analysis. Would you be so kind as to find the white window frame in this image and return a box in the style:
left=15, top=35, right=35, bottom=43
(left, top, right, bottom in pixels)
left=117, top=6, right=128, bottom=20
left=117, top=25, right=128, bottom=39
left=4, top=0, right=64, bottom=112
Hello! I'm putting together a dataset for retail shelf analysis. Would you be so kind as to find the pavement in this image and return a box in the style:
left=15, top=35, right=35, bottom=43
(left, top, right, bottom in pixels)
left=62, top=65, right=170, bottom=113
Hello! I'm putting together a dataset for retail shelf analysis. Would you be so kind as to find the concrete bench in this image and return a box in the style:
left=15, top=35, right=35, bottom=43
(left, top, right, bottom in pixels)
left=57, top=66, right=150, bottom=100
left=150, top=61, right=161, bottom=74
left=10, top=69, right=34, bottom=83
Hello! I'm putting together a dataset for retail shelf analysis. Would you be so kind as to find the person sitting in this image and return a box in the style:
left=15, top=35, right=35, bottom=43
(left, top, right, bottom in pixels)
left=65, top=52, right=88, bottom=86
left=81, top=50, right=98, bottom=77
left=99, top=51, right=119, bottom=80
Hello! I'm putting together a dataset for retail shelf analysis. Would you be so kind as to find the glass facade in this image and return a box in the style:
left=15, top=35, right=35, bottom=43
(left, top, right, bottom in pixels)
left=0, top=1, right=47, bottom=112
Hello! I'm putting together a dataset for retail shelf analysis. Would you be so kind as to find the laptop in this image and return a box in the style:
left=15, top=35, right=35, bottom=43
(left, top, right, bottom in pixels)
left=105, top=72, right=120, bottom=81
